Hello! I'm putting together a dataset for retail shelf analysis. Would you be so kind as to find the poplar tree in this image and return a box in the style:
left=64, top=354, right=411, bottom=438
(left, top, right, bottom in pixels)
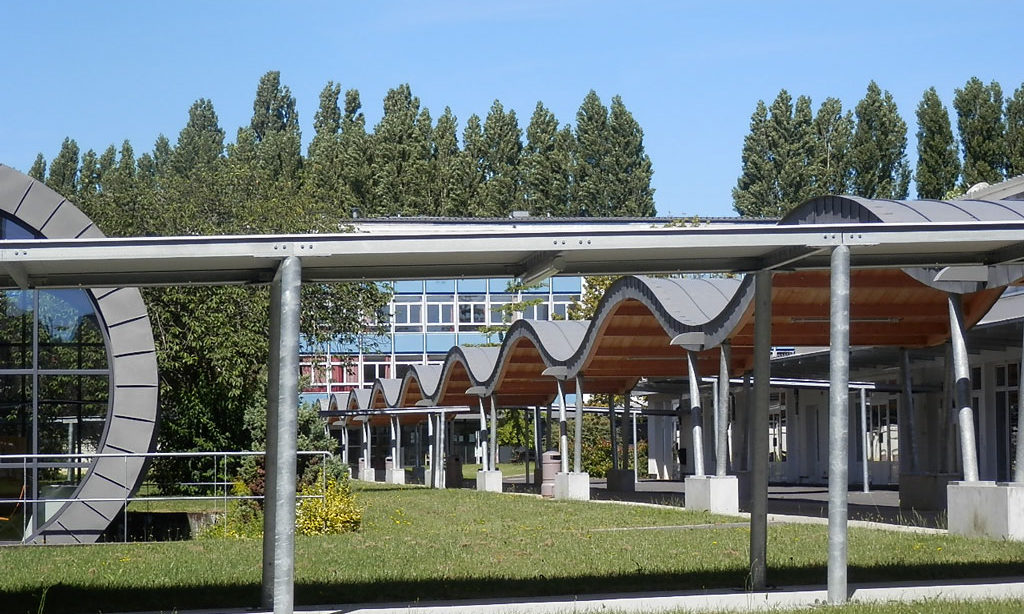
left=572, top=90, right=610, bottom=216
left=460, top=114, right=486, bottom=214
left=606, top=95, right=655, bottom=216
left=369, top=84, right=431, bottom=216
left=777, top=93, right=816, bottom=206
left=428, top=107, right=466, bottom=216
left=47, top=137, right=80, bottom=197
left=479, top=100, right=523, bottom=216
left=732, top=100, right=777, bottom=216
left=811, top=97, right=853, bottom=195
left=78, top=149, right=99, bottom=196
left=171, top=98, right=225, bottom=178
left=304, top=82, right=360, bottom=218
left=1006, top=84, right=1024, bottom=178
left=339, top=89, right=371, bottom=214
left=915, top=87, right=960, bottom=199
left=850, top=81, right=911, bottom=199
left=27, top=154, right=46, bottom=181
left=522, top=102, right=573, bottom=216
left=954, top=77, right=1006, bottom=186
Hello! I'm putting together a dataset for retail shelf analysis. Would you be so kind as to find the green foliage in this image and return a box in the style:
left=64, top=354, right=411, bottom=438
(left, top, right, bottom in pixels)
left=954, top=77, right=1006, bottom=186
left=811, top=97, right=853, bottom=196
left=1005, top=84, right=1024, bottom=178
left=479, top=100, right=523, bottom=216
left=46, top=137, right=80, bottom=197
left=197, top=481, right=264, bottom=540
left=369, top=84, right=431, bottom=216
left=296, top=468, right=362, bottom=536
left=850, top=81, right=911, bottom=199
left=27, top=153, right=46, bottom=181
left=915, top=87, right=961, bottom=199
left=606, top=95, right=656, bottom=216
left=522, top=102, right=573, bottom=216
left=569, top=275, right=619, bottom=321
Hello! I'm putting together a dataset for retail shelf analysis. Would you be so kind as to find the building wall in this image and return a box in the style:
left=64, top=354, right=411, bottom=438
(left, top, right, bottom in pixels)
left=300, top=277, right=582, bottom=399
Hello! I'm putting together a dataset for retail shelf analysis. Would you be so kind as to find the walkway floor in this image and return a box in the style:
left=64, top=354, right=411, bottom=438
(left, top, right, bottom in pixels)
left=119, top=577, right=1024, bottom=614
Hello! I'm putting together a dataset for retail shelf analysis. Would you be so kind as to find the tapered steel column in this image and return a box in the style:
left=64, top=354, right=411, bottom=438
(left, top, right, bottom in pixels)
left=609, top=397, right=619, bottom=470
left=900, top=348, right=919, bottom=474
left=557, top=380, right=569, bottom=473
left=750, top=270, right=771, bottom=591
left=1016, top=326, right=1024, bottom=482
left=390, top=417, right=399, bottom=471
left=261, top=255, right=301, bottom=614
left=574, top=376, right=585, bottom=473
left=860, top=388, right=870, bottom=493
left=478, top=397, right=489, bottom=471
left=717, top=343, right=731, bottom=477
left=948, top=294, right=979, bottom=482
left=827, top=245, right=850, bottom=605
left=687, top=350, right=705, bottom=478
left=532, top=406, right=542, bottom=484
left=439, top=409, right=447, bottom=488
left=631, top=410, right=639, bottom=479
left=622, top=391, right=631, bottom=466
left=341, top=425, right=349, bottom=467
left=395, top=417, right=402, bottom=470
left=490, top=396, right=499, bottom=470
left=427, top=414, right=435, bottom=487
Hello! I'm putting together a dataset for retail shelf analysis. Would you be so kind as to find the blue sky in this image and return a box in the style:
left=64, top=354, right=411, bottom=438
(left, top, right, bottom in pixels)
left=2, top=1, right=1022, bottom=218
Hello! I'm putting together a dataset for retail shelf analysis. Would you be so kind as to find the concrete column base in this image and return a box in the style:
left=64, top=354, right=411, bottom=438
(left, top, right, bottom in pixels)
left=476, top=470, right=503, bottom=493
left=685, top=475, right=739, bottom=515
left=899, top=473, right=956, bottom=511
left=385, top=468, right=406, bottom=485
left=358, top=468, right=376, bottom=482
left=948, top=481, right=1024, bottom=540
left=606, top=468, right=636, bottom=492
left=424, top=469, right=440, bottom=488
left=554, top=472, right=590, bottom=500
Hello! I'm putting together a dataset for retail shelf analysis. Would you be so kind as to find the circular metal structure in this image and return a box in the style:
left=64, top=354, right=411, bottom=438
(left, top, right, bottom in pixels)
left=0, top=164, right=158, bottom=543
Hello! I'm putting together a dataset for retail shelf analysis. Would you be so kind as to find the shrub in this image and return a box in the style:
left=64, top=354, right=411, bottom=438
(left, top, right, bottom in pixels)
left=197, top=481, right=264, bottom=540
left=296, top=469, right=361, bottom=536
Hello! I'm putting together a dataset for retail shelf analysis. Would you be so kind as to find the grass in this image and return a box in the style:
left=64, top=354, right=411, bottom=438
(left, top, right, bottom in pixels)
left=663, top=600, right=1024, bottom=613
left=1, top=483, right=1024, bottom=613
left=460, top=462, right=528, bottom=479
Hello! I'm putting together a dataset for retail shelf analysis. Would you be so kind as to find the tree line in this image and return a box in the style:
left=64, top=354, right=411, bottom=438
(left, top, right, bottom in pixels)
left=733, top=77, right=1024, bottom=217
left=30, top=73, right=655, bottom=223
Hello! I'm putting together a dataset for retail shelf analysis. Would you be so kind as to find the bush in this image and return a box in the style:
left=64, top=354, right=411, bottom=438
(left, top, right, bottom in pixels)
left=197, top=481, right=264, bottom=540
left=295, top=469, right=361, bottom=536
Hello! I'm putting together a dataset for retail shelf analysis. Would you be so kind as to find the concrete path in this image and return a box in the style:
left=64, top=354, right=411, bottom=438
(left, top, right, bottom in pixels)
left=118, top=577, right=1024, bottom=614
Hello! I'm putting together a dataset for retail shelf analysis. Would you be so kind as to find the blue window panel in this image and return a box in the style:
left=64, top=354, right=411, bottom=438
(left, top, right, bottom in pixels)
left=361, top=334, right=392, bottom=353
left=457, top=279, right=487, bottom=293
left=523, top=278, right=550, bottom=293
left=426, top=333, right=457, bottom=353
left=489, top=278, right=515, bottom=292
left=332, top=338, right=362, bottom=354
left=425, top=279, right=455, bottom=293
left=553, top=277, right=583, bottom=293
left=457, top=332, right=488, bottom=346
left=393, top=333, right=425, bottom=353
left=394, top=280, right=424, bottom=294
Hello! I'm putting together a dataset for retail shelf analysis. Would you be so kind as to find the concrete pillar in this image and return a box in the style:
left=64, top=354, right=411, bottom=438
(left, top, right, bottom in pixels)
left=261, top=256, right=300, bottom=614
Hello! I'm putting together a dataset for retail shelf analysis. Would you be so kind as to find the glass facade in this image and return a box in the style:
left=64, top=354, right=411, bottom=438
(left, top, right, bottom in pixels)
left=300, top=277, right=583, bottom=400
left=0, top=215, right=110, bottom=539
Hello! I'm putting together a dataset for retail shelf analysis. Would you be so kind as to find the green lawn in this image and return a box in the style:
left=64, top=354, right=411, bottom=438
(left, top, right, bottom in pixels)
left=2, top=484, right=1024, bottom=613
left=460, top=461, right=528, bottom=479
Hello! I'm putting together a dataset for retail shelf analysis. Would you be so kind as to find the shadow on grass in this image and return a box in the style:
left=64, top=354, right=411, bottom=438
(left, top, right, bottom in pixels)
left=7, top=561, right=1024, bottom=614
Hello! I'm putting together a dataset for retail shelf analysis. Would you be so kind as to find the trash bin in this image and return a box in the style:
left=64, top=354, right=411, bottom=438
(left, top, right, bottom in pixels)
left=445, top=455, right=463, bottom=488
left=541, top=451, right=560, bottom=498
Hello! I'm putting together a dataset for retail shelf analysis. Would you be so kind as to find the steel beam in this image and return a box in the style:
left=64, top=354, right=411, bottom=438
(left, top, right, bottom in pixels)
left=827, top=245, right=850, bottom=605
left=261, top=256, right=301, bottom=614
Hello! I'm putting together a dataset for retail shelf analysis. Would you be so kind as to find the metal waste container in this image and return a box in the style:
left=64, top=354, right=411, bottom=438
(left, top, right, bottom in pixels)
left=541, top=451, right=560, bottom=498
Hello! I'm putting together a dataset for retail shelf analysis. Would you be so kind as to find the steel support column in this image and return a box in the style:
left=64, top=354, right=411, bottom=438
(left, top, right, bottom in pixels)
left=261, top=255, right=301, bottom=614
left=900, top=348, right=919, bottom=474
left=948, top=294, right=979, bottom=482
left=427, top=414, right=436, bottom=488
left=490, top=396, right=499, bottom=470
left=827, top=245, right=850, bottom=605
left=687, top=350, right=705, bottom=478
left=1017, top=325, right=1024, bottom=482
left=750, top=270, right=771, bottom=591
left=860, top=388, right=869, bottom=494
left=609, top=397, right=619, bottom=470
left=557, top=380, right=569, bottom=473
left=478, top=397, right=489, bottom=471
left=574, top=376, right=584, bottom=473
left=532, top=406, right=542, bottom=484
left=717, top=342, right=731, bottom=477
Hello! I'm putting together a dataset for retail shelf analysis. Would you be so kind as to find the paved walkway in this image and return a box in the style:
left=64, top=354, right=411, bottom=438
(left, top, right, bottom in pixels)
left=120, top=577, right=1024, bottom=614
